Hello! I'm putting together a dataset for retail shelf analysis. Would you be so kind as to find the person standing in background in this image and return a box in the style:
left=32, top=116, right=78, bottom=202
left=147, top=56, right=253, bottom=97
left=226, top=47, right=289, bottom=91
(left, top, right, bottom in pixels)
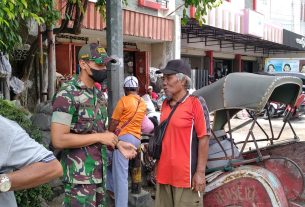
left=148, top=85, right=158, bottom=101
left=107, top=76, right=147, bottom=207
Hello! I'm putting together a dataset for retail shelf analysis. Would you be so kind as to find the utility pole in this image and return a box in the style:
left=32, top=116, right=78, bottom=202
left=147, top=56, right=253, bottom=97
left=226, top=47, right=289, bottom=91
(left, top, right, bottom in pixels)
left=105, top=1, right=155, bottom=204
left=47, top=26, right=56, bottom=100
left=106, top=0, right=124, bottom=116
left=38, top=26, right=48, bottom=102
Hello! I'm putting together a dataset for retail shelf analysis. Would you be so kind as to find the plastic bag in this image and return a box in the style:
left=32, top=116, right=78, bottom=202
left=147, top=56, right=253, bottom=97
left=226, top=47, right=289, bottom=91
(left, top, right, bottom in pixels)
left=10, top=76, right=25, bottom=94
left=141, top=115, right=154, bottom=134
left=0, top=53, right=12, bottom=77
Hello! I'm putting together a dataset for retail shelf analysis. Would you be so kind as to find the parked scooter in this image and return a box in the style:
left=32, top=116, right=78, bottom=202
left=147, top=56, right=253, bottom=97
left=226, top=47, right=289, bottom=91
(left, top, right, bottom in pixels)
left=283, top=93, right=305, bottom=119
left=263, top=101, right=287, bottom=119
left=297, top=92, right=305, bottom=116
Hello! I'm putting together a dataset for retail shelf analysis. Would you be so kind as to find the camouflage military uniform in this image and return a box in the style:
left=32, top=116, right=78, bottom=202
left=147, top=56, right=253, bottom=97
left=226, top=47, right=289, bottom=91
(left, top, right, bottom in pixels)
left=52, top=75, right=108, bottom=207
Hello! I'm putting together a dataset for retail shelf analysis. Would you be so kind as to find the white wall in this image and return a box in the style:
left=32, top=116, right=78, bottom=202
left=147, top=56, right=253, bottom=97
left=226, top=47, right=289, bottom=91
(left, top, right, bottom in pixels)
left=257, top=0, right=303, bottom=34
left=151, top=43, right=165, bottom=68
left=230, top=0, right=246, bottom=10
left=292, top=0, right=301, bottom=34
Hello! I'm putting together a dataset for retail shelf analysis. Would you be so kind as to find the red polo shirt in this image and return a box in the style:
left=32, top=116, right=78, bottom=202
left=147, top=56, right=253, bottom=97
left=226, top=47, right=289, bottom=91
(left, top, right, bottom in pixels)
left=156, top=95, right=209, bottom=188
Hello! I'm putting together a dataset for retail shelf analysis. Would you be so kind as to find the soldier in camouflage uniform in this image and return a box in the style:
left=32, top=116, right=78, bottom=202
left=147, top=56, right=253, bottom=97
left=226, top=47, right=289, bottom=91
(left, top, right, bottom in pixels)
left=51, top=43, right=137, bottom=207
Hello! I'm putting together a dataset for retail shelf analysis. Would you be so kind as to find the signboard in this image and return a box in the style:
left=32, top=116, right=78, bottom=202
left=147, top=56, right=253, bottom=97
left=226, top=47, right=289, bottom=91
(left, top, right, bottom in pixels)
left=283, top=29, right=305, bottom=50
left=265, top=58, right=305, bottom=73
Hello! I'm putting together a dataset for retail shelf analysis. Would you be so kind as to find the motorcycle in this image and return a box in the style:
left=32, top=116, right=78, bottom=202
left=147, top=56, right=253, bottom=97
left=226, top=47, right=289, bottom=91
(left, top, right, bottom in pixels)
left=263, top=101, right=286, bottom=119
left=283, top=93, right=305, bottom=119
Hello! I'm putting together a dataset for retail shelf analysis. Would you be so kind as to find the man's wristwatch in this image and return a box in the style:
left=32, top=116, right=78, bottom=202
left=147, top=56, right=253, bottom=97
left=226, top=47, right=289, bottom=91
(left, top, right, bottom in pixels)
left=0, top=174, right=11, bottom=192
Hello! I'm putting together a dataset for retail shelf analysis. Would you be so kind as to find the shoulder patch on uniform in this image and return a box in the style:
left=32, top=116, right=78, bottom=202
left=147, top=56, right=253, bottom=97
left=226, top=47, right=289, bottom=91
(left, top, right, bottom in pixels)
left=97, top=48, right=106, bottom=54
left=80, top=54, right=89, bottom=59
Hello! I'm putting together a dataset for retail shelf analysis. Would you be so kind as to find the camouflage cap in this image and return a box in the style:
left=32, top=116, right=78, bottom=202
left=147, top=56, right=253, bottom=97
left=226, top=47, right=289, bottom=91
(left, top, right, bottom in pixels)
left=78, top=43, right=117, bottom=65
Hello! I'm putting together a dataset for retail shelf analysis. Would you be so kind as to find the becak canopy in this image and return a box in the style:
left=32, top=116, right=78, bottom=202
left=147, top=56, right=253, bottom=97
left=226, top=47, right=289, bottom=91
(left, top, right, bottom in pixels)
left=193, top=72, right=302, bottom=130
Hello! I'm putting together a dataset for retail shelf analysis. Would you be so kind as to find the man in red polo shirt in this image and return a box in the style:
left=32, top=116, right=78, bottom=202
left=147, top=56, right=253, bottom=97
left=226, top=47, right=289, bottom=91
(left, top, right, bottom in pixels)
left=155, top=59, right=210, bottom=207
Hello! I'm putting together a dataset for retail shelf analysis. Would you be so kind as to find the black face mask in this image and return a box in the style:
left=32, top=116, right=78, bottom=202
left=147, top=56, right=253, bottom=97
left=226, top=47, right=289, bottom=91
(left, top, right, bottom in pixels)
left=90, top=68, right=107, bottom=83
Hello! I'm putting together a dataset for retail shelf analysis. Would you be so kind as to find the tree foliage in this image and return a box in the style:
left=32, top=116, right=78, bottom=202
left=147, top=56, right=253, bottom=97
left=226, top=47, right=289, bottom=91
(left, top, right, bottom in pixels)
left=0, top=0, right=60, bottom=53
left=182, top=0, right=222, bottom=25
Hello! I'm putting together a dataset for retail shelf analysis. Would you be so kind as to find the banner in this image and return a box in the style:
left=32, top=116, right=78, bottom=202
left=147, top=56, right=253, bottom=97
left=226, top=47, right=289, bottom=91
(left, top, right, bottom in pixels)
left=264, top=58, right=305, bottom=73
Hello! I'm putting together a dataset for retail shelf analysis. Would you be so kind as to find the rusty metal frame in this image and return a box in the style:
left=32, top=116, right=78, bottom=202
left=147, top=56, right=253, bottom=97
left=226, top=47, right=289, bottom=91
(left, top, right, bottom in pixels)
left=208, top=111, right=268, bottom=171
left=210, top=130, right=229, bottom=159
left=232, top=114, right=264, bottom=159
left=230, top=107, right=299, bottom=157
left=209, top=105, right=300, bottom=169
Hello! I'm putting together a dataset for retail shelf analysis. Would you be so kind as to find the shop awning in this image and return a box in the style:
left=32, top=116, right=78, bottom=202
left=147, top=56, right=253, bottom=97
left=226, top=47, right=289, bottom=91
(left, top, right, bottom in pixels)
left=181, top=19, right=305, bottom=54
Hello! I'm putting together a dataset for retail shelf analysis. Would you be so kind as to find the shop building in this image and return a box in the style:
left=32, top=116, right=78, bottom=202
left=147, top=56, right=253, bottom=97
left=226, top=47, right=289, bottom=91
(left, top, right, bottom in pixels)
left=264, top=29, right=305, bottom=73
left=269, top=29, right=305, bottom=59
left=180, top=0, right=305, bottom=88
left=55, top=0, right=180, bottom=94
